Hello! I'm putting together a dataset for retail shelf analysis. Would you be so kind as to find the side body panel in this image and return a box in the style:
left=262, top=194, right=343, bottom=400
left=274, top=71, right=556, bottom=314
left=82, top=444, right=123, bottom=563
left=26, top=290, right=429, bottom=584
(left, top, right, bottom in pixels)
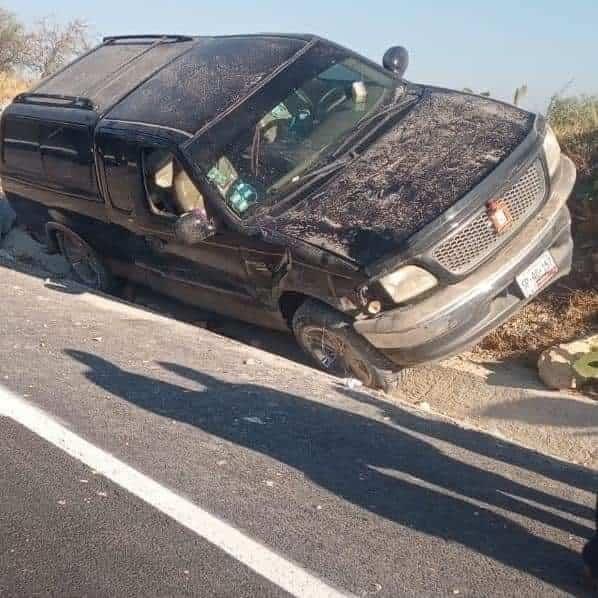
left=0, top=103, right=113, bottom=245
left=0, top=106, right=363, bottom=333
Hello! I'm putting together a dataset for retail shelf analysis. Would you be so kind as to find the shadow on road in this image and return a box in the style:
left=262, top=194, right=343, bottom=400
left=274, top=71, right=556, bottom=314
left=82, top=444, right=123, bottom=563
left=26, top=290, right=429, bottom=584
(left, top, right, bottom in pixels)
left=65, top=349, right=597, bottom=595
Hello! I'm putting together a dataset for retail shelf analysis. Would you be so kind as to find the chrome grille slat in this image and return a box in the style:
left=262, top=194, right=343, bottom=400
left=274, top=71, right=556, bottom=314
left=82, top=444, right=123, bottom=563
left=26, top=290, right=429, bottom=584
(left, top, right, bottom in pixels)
left=432, top=159, right=547, bottom=275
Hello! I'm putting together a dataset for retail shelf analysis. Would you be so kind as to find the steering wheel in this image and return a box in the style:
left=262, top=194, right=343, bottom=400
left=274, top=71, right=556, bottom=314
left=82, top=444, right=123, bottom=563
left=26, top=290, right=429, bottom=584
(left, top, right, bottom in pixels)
left=316, top=87, right=347, bottom=119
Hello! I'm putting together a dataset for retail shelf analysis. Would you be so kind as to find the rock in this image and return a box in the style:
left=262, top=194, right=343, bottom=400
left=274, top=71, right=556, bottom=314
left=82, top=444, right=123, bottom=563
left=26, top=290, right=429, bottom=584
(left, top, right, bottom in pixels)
left=0, top=198, right=16, bottom=238
left=0, top=227, right=70, bottom=275
left=2, top=227, right=42, bottom=257
left=538, top=335, right=598, bottom=390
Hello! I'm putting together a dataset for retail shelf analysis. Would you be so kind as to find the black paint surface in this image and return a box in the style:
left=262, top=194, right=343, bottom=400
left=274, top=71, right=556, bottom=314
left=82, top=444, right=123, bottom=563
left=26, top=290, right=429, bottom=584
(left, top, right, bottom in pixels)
left=272, top=89, right=534, bottom=265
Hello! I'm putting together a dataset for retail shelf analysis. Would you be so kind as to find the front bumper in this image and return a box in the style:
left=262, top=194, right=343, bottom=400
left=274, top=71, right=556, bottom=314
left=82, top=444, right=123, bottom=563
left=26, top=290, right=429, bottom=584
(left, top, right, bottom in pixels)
left=354, top=156, right=577, bottom=366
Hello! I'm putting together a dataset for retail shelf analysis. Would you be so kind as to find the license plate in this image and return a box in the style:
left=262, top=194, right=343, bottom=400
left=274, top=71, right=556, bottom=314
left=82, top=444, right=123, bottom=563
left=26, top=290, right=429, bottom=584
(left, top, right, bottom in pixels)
left=516, top=251, right=559, bottom=298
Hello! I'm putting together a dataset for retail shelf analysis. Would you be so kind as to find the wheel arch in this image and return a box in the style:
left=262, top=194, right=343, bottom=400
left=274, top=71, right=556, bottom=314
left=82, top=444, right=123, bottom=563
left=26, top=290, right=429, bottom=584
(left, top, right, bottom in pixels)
left=45, top=221, right=83, bottom=254
left=278, top=291, right=309, bottom=328
left=278, top=289, right=358, bottom=329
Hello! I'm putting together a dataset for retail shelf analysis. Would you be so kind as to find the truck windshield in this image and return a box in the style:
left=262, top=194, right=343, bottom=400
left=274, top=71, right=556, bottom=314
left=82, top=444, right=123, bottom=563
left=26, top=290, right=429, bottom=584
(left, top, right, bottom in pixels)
left=195, top=54, right=396, bottom=218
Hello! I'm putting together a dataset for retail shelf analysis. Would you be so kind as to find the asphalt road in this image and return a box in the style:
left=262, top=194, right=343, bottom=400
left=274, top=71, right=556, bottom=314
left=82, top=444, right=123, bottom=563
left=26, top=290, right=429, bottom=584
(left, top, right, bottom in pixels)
left=0, top=418, right=281, bottom=598
left=0, top=264, right=597, bottom=597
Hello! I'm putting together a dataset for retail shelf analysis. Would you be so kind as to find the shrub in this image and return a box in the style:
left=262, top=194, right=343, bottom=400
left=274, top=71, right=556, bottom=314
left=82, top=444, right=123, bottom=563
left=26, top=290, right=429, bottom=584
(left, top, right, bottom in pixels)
left=547, top=94, right=598, bottom=178
left=0, top=72, right=30, bottom=106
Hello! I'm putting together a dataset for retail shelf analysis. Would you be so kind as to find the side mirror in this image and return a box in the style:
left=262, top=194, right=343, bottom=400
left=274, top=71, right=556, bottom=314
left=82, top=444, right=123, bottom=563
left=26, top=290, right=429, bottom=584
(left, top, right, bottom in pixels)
left=174, top=209, right=216, bottom=245
left=382, top=46, right=409, bottom=78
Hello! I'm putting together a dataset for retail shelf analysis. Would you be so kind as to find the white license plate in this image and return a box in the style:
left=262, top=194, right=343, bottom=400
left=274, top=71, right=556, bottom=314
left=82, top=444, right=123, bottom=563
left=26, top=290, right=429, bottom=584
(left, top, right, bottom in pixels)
left=516, top=251, right=559, bottom=298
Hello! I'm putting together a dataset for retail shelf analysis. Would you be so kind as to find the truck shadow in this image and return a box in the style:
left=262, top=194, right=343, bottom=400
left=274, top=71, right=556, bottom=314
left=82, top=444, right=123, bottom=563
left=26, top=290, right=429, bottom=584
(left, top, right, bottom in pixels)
left=65, top=348, right=597, bottom=595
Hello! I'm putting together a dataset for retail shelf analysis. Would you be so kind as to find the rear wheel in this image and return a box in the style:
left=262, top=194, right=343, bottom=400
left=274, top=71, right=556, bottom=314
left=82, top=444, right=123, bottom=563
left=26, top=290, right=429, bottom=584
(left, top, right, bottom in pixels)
left=292, top=299, right=402, bottom=392
left=56, top=230, right=112, bottom=291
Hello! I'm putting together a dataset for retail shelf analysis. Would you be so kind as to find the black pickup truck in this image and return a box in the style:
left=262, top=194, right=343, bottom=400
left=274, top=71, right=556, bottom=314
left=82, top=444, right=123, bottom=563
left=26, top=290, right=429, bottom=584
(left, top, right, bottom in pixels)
left=0, top=33, right=576, bottom=389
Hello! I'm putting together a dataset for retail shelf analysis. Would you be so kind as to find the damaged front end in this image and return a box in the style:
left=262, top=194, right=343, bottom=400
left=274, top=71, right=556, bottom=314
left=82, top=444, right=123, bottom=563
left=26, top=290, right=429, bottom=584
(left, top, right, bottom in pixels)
left=177, top=35, right=574, bottom=369
left=353, top=115, right=576, bottom=365
left=265, top=88, right=575, bottom=366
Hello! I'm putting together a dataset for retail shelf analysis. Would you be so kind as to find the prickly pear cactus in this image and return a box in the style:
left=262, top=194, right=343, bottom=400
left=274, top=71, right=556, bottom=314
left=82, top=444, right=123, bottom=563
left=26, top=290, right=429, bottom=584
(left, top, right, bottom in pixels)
left=573, top=348, right=598, bottom=380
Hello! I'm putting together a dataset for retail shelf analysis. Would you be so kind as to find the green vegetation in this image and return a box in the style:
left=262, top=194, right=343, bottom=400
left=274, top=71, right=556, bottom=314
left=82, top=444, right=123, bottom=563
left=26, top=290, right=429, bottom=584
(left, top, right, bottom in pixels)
left=548, top=94, right=597, bottom=238
left=548, top=94, right=598, bottom=179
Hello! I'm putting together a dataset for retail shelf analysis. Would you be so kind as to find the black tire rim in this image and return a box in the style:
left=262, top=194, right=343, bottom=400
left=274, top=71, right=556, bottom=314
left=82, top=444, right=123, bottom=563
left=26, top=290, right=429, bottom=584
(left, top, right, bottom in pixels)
left=60, top=234, right=102, bottom=288
left=302, top=326, right=375, bottom=386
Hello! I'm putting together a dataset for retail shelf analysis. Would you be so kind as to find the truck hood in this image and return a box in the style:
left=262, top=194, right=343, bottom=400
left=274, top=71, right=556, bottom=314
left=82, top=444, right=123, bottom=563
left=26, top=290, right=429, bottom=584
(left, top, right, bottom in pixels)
left=268, top=87, right=535, bottom=267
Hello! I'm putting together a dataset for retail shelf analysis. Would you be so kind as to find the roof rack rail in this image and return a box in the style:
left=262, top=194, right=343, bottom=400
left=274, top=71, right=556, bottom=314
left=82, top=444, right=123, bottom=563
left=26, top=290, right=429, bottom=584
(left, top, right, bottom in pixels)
left=13, top=93, right=94, bottom=110
left=103, top=34, right=194, bottom=44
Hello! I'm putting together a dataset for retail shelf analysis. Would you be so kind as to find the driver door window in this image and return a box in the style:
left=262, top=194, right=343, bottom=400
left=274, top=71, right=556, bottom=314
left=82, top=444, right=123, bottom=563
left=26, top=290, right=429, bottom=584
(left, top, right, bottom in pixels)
left=143, top=149, right=207, bottom=218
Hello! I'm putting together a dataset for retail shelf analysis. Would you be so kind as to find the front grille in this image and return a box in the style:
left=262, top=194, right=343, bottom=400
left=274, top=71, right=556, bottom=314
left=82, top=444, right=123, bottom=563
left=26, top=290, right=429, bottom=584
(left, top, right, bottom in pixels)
left=432, top=159, right=547, bottom=275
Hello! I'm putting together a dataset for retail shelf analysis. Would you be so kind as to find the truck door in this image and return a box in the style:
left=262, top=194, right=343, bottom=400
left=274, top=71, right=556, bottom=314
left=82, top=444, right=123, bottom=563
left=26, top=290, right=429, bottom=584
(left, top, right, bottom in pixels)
left=1, top=114, right=43, bottom=181
left=141, top=147, right=255, bottom=299
left=98, top=135, right=255, bottom=308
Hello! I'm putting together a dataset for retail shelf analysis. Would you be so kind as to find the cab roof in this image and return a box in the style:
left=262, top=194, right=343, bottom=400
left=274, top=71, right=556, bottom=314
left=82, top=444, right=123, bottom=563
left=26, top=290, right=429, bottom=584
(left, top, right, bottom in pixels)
left=28, top=34, right=315, bottom=135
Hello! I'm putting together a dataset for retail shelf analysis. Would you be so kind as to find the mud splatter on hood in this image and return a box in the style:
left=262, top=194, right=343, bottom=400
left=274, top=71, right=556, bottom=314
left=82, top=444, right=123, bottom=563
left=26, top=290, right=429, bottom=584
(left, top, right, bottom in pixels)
left=269, top=87, right=535, bottom=267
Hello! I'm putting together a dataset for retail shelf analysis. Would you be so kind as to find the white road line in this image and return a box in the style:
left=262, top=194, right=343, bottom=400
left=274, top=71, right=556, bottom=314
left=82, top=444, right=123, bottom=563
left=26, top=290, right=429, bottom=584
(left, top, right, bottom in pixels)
left=0, top=387, right=351, bottom=598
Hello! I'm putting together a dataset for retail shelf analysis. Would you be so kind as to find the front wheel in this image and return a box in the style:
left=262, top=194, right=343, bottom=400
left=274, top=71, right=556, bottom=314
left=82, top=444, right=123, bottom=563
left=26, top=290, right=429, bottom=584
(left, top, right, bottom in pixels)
left=56, top=230, right=112, bottom=291
left=292, top=299, right=402, bottom=392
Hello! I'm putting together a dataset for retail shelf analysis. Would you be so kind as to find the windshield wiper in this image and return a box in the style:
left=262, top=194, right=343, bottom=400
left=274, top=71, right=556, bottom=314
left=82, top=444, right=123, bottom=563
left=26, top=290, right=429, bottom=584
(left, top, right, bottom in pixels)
left=290, top=152, right=356, bottom=189
left=331, top=92, right=420, bottom=159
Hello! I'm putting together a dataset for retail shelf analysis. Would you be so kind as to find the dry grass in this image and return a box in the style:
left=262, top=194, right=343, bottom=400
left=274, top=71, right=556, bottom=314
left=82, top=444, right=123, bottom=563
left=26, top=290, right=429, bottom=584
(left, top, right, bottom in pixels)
left=478, top=286, right=598, bottom=362
left=548, top=94, right=598, bottom=176
left=0, top=72, right=31, bottom=106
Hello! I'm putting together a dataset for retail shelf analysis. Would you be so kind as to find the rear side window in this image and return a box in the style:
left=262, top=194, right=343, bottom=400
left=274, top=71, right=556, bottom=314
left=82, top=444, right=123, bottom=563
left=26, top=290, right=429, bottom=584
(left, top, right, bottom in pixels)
left=40, top=124, right=97, bottom=196
left=2, top=116, right=43, bottom=176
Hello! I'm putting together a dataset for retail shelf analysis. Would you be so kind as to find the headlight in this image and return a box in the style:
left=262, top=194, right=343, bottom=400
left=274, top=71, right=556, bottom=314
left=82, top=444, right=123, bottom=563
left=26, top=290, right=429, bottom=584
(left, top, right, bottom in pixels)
left=543, top=125, right=561, bottom=178
left=379, top=265, right=438, bottom=304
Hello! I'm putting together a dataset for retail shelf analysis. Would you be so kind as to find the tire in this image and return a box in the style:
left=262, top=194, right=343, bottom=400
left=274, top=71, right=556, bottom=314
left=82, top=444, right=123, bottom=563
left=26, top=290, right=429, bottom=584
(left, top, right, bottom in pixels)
left=292, top=299, right=402, bottom=392
left=56, top=230, right=113, bottom=292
